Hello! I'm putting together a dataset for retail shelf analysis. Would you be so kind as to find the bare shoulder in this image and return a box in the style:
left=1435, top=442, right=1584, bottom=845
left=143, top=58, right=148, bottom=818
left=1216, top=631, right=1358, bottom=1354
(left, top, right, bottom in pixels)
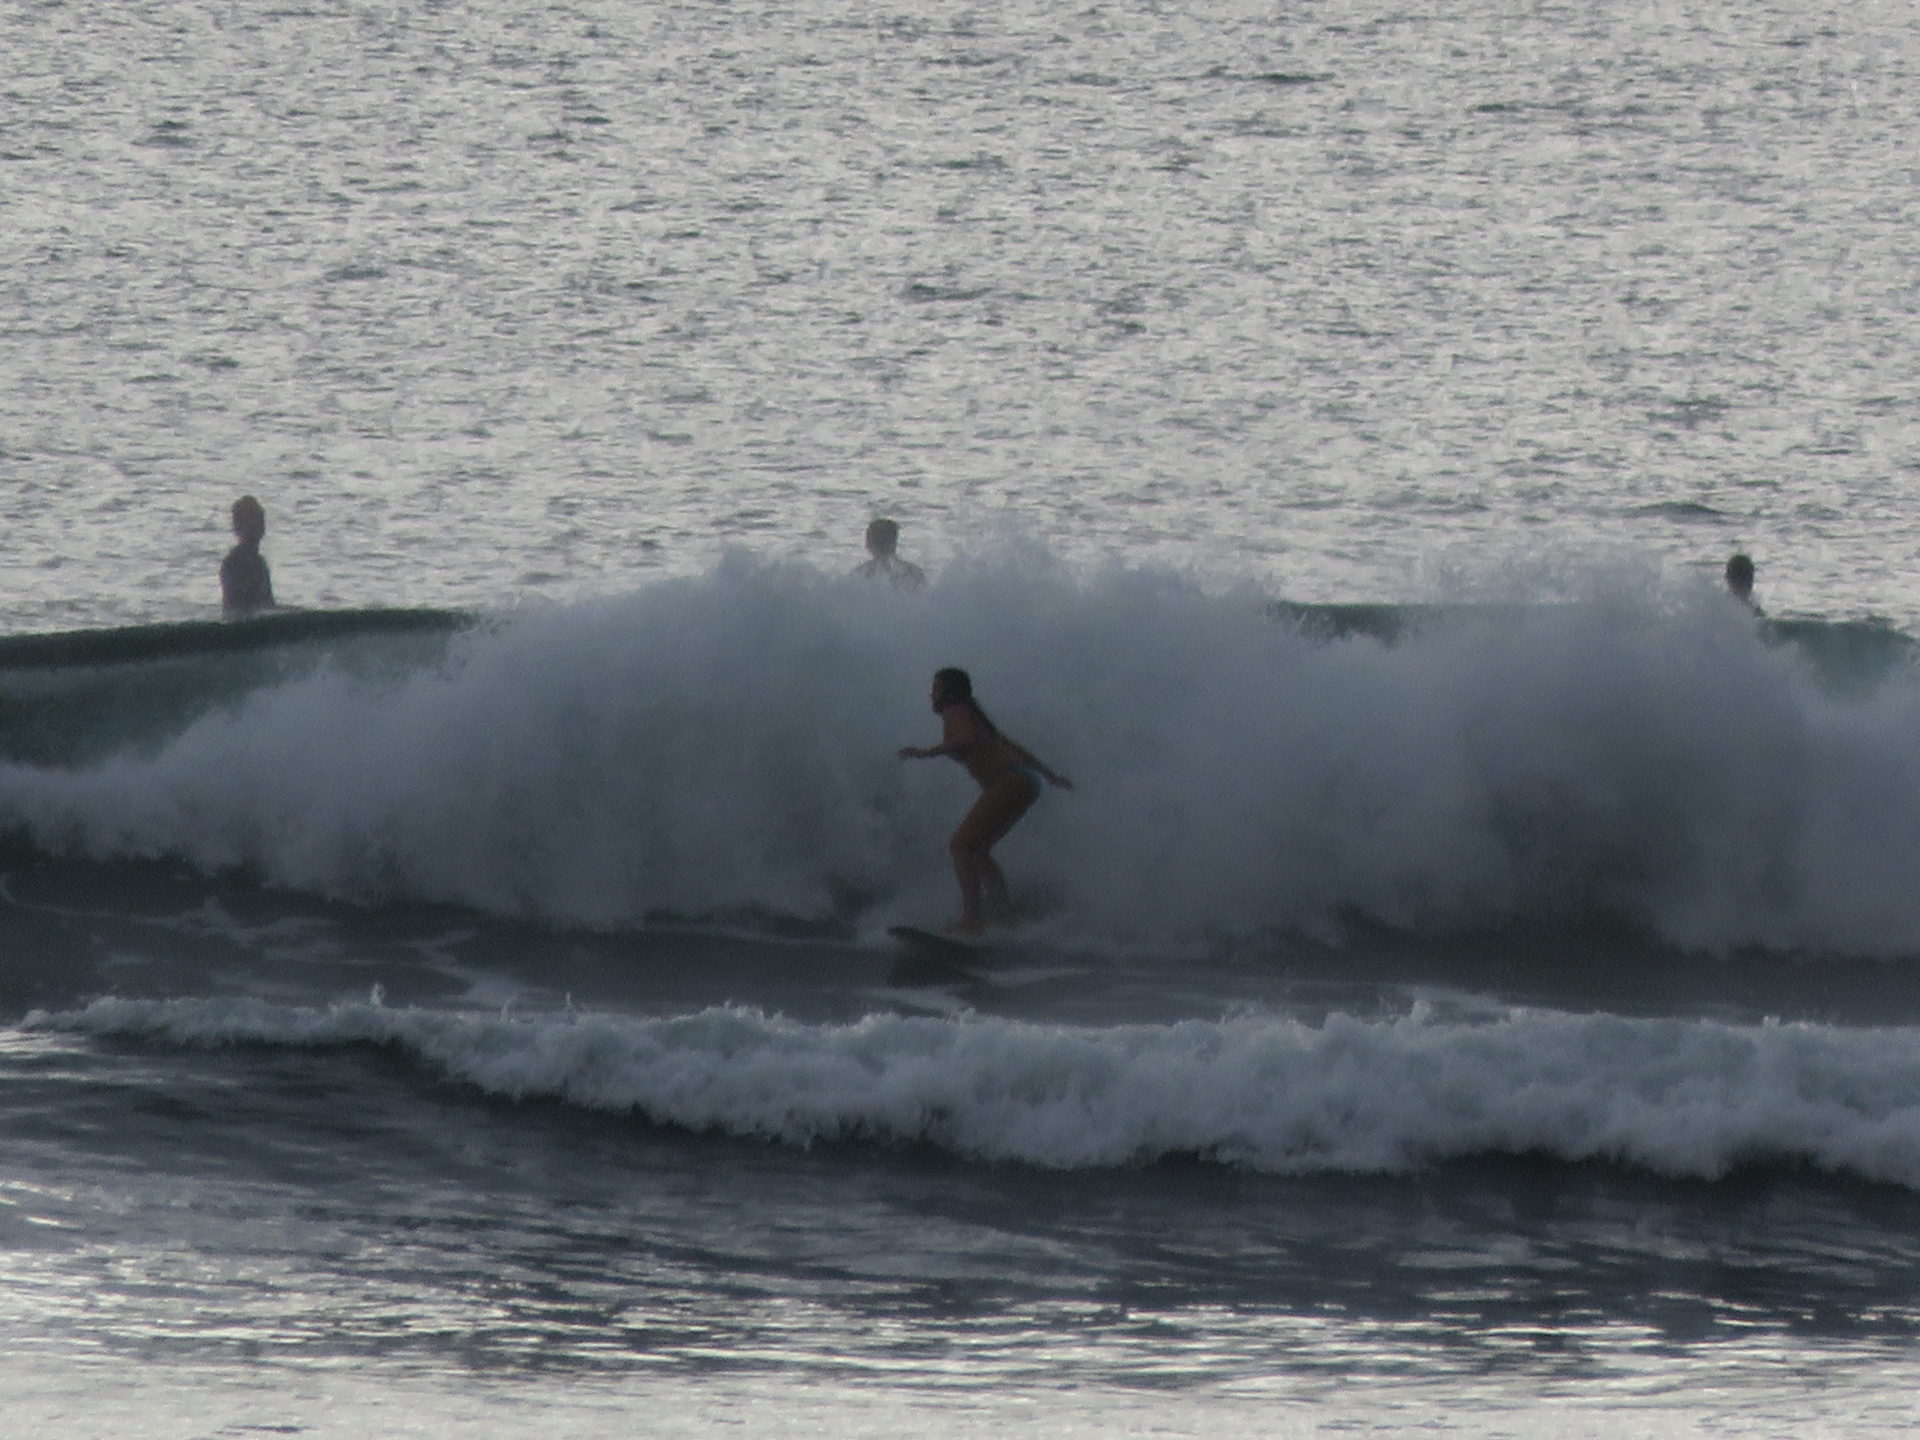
left=941, top=702, right=985, bottom=744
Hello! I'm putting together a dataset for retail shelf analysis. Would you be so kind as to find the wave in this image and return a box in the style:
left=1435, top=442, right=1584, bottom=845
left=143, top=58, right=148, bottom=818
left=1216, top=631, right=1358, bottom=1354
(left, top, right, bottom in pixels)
left=31, top=996, right=1920, bottom=1188
left=0, top=607, right=470, bottom=767
left=1, top=551, right=1919, bottom=954
left=0, top=607, right=471, bottom=672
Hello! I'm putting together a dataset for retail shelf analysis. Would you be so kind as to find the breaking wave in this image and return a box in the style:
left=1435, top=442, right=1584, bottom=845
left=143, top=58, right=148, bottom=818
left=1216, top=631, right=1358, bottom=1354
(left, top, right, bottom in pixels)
left=2, top=549, right=1919, bottom=954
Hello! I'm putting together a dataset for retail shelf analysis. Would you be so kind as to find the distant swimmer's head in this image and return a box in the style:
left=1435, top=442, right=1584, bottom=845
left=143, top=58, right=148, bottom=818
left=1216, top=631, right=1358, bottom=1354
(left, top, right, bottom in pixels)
left=865, top=518, right=900, bottom=559
left=231, top=495, right=267, bottom=546
left=931, top=666, right=973, bottom=711
left=1724, top=552, right=1755, bottom=604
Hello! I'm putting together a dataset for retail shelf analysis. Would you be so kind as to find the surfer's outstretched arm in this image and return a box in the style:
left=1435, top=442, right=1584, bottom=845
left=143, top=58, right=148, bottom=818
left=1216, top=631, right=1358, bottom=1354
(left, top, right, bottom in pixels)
left=899, top=691, right=990, bottom=763
left=899, top=699, right=1070, bottom=786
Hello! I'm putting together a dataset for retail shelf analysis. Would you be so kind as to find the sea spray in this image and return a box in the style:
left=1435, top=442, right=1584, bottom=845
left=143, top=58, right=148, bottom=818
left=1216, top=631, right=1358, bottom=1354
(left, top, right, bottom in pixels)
left=1, top=550, right=1918, bottom=953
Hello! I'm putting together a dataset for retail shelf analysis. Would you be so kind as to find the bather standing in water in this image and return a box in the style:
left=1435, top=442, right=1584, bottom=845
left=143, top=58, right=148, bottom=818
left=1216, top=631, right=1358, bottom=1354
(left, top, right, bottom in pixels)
left=1724, top=552, right=1758, bottom=611
left=220, top=495, right=275, bottom=615
left=856, top=518, right=926, bottom=590
left=899, top=667, right=1071, bottom=934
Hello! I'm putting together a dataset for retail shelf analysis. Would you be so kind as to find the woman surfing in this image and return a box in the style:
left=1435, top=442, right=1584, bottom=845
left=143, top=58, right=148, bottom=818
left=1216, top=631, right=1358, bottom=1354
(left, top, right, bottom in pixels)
left=898, top=667, right=1072, bottom=935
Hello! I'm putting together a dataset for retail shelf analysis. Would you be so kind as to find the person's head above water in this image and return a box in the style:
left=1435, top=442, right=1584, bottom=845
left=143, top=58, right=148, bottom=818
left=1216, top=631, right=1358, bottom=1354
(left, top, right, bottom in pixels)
left=1725, top=552, right=1755, bottom=603
left=221, top=494, right=275, bottom=613
left=857, top=517, right=926, bottom=588
left=931, top=667, right=998, bottom=730
left=231, top=495, right=266, bottom=547
left=931, top=667, right=971, bottom=707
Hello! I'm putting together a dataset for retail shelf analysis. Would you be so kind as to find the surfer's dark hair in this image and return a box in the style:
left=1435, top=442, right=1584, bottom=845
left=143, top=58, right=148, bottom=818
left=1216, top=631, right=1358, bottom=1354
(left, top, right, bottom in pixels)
left=933, top=667, right=997, bottom=734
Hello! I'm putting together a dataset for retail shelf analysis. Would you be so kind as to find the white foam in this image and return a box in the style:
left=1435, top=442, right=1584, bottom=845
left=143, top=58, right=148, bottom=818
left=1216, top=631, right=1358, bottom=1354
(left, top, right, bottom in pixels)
left=3, top=548, right=1919, bottom=953
left=33, top=996, right=1920, bottom=1188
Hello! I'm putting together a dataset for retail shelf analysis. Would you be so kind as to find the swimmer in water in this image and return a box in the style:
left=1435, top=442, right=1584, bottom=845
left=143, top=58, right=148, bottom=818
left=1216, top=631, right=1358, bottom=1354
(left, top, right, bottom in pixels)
left=220, top=495, right=275, bottom=615
left=898, top=667, right=1072, bottom=934
left=856, top=518, right=926, bottom=590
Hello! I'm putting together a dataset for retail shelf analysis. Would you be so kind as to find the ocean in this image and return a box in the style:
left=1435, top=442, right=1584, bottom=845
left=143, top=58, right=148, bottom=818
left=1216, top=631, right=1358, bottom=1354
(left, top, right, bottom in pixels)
left=4, top=0, right=1920, bottom=1434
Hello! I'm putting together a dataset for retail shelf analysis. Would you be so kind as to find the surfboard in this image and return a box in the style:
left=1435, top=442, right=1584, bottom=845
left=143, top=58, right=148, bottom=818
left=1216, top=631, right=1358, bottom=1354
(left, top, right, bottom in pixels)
left=886, top=925, right=993, bottom=988
left=888, top=924, right=990, bottom=957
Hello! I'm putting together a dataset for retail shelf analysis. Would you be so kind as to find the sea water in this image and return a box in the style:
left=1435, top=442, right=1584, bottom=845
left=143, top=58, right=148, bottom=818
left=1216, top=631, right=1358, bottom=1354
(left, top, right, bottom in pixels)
left=4, top=0, right=1920, bottom=1435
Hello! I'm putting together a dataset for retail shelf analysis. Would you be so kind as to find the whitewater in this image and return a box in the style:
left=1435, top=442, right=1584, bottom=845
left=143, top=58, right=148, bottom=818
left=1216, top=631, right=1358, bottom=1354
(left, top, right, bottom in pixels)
left=6, top=554, right=1920, bottom=953
left=35, top=991, right=1920, bottom=1187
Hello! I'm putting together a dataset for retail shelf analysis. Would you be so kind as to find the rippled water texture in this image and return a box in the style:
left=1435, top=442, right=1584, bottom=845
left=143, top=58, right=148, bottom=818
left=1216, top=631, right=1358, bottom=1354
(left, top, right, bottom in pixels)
left=3, top=0, right=1917, bottom=630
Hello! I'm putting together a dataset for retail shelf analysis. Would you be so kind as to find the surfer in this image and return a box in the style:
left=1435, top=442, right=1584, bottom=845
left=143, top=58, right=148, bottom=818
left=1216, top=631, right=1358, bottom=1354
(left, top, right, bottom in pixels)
left=899, top=667, right=1071, bottom=934
left=856, top=518, right=926, bottom=590
left=220, top=495, right=275, bottom=615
